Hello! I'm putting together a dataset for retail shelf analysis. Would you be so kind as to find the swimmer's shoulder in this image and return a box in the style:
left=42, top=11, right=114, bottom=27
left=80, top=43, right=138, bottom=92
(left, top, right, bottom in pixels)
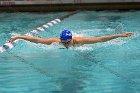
left=72, top=37, right=84, bottom=45
left=50, top=38, right=61, bottom=45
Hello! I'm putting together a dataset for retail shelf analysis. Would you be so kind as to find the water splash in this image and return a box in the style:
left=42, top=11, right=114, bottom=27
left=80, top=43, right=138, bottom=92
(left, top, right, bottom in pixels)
left=72, top=45, right=94, bottom=51
left=10, top=32, right=21, bottom=36
left=72, top=32, right=86, bottom=37
left=115, top=22, right=124, bottom=33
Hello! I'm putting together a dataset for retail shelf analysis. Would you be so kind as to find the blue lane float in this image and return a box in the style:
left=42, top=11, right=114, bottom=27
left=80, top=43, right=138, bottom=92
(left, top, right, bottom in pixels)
left=0, top=11, right=79, bottom=53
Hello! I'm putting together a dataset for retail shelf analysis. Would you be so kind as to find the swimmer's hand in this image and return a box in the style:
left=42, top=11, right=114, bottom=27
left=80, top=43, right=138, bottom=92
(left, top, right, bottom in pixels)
left=119, top=32, right=133, bottom=37
left=7, top=36, right=19, bottom=42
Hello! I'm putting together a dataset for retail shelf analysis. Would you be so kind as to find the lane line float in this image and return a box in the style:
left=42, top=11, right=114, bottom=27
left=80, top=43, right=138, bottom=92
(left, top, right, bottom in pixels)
left=0, top=11, right=79, bottom=53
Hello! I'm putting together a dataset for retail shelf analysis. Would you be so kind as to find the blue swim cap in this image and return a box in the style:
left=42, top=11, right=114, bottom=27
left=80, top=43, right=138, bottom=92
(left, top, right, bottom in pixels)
left=60, top=30, right=72, bottom=40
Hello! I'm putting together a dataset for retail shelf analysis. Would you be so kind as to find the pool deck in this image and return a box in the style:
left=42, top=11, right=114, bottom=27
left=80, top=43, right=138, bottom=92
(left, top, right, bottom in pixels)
left=0, top=2, right=140, bottom=12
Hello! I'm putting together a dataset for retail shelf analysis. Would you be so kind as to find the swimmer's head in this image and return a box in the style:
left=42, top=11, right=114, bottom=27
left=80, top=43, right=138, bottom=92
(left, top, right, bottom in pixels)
left=60, top=30, right=72, bottom=40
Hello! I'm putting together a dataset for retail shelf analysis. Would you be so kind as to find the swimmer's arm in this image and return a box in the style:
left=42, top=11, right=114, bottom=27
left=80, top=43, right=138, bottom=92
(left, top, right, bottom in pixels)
left=8, top=35, right=59, bottom=44
left=77, top=32, right=133, bottom=44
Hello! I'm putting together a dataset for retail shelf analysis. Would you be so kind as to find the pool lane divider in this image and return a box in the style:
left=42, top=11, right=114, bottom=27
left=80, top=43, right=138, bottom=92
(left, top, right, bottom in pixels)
left=0, top=10, right=79, bottom=53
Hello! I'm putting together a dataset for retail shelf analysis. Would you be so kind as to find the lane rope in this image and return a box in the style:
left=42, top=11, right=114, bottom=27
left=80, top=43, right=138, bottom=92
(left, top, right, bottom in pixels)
left=0, top=10, right=79, bottom=53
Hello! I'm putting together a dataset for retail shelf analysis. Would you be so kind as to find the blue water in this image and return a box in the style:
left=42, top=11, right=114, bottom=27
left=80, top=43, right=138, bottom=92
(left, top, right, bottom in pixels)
left=0, top=11, right=140, bottom=93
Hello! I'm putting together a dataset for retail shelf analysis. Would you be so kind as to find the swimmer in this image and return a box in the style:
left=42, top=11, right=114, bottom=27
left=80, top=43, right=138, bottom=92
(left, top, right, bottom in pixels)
left=8, top=30, right=133, bottom=48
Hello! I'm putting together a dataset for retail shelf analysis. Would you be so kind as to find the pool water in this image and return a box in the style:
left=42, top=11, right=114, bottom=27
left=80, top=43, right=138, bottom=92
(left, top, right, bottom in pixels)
left=0, top=11, right=140, bottom=93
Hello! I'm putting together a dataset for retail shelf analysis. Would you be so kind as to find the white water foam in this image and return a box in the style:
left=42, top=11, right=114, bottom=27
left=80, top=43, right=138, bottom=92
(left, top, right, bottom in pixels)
left=10, top=32, right=21, bottom=36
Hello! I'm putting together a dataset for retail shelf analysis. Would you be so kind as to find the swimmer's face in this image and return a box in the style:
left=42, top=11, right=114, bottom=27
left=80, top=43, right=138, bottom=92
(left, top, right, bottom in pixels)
left=61, top=39, right=71, bottom=48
